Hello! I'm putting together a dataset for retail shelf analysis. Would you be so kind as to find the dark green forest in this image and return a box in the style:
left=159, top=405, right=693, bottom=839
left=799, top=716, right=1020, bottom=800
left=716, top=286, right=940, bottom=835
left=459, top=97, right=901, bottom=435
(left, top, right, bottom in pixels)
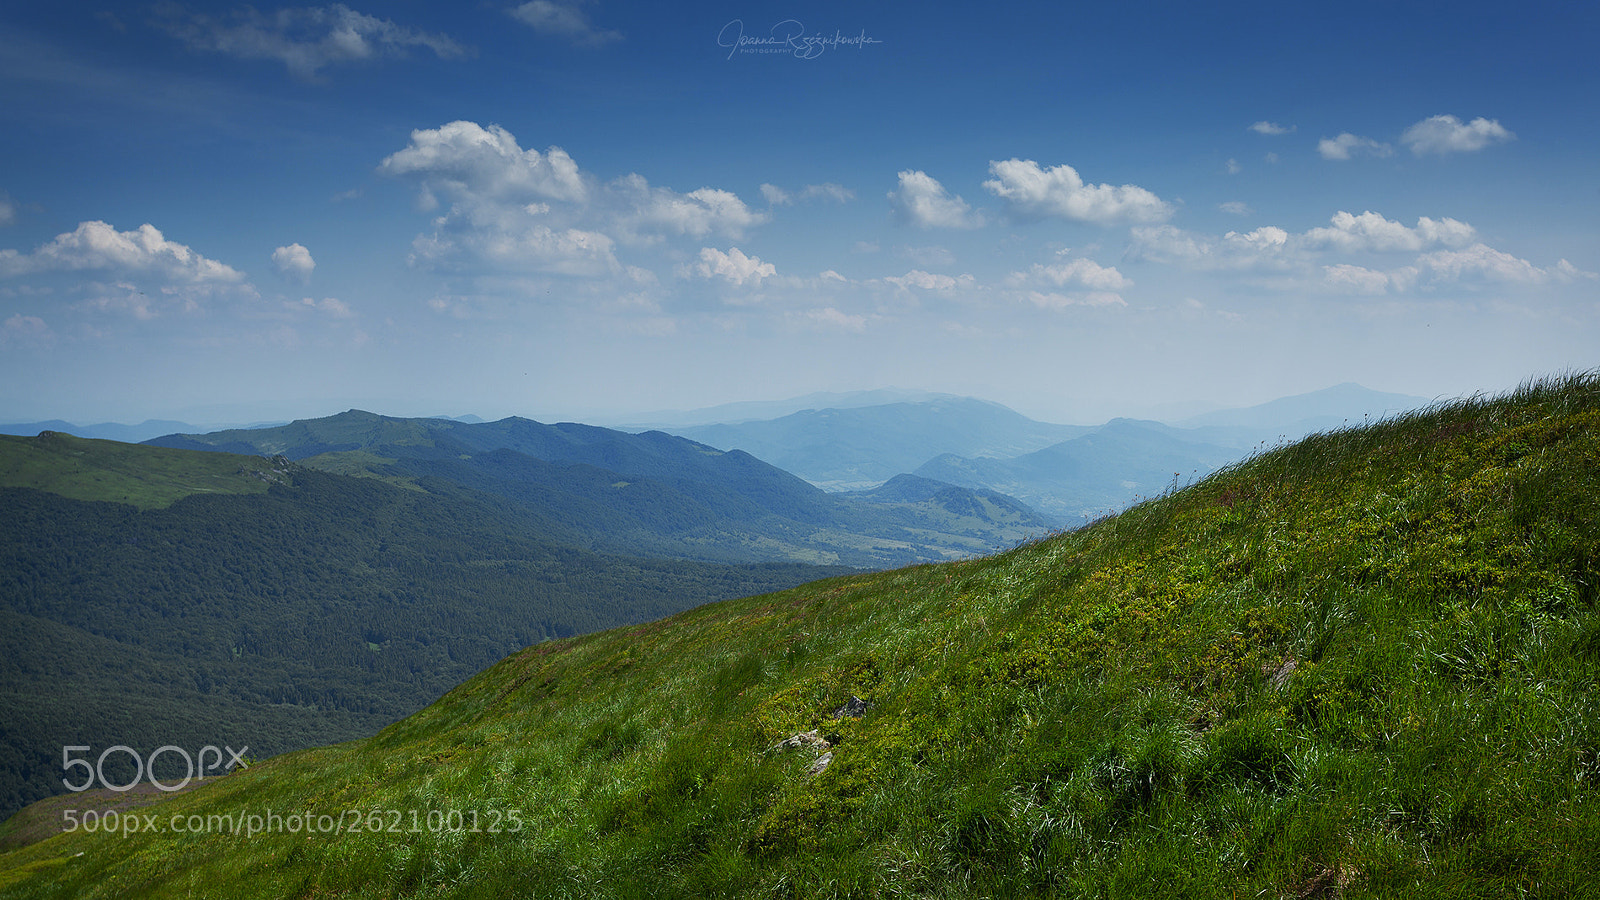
left=0, top=466, right=850, bottom=819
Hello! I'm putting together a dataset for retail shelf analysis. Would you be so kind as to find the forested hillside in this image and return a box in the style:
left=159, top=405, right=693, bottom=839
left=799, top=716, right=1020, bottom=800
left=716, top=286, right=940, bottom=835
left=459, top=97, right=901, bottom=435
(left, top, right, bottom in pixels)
left=0, top=437, right=849, bottom=820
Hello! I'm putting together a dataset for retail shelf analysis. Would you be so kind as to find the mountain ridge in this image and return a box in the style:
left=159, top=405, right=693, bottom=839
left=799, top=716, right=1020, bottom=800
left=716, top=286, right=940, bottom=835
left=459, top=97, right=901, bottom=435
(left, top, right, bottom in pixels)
left=4, top=373, right=1595, bottom=896
left=141, top=409, right=1053, bottom=568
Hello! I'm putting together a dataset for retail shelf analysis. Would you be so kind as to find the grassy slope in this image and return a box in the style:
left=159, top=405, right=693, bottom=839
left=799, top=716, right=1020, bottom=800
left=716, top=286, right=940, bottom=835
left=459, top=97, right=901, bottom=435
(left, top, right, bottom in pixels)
left=0, top=433, right=290, bottom=510
left=3, top=374, right=1599, bottom=898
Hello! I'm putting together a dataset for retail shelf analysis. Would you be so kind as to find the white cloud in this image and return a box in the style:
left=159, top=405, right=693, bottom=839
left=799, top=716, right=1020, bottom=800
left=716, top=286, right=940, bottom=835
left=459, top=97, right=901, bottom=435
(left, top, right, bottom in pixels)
left=1127, top=224, right=1296, bottom=272
left=1025, top=290, right=1127, bottom=309
left=760, top=182, right=852, bottom=206
left=1250, top=121, right=1294, bottom=135
left=1131, top=207, right=1591, bottom=300
left=1226, top=158, right=1242, bottom=175
left=1219, top=201, right=1252, bottom=216
left=0, top=221, right=244, bottom=285
left=612, top=177, right=764, bottom=242
left=156, top=3, right=468, bottom=81
left=1302, top=211, right=1475, bottom=253
left=1126, top=225, right=1226, bottom=267
left=1009, top=256, right=1132, bottom=292
left=790, top=306, right=868, bottom=332
left=272, top=243, right=315, bottom=282
left=883, top=270, right=975, bottom=291
left=1417, top=243, right=1569, bottom=285
left=694, top=247, right=775, bottom=286
left=508, top=1, right=621, bottom=46
left=1004, top=253, right=1131, bottom=308
left=379, top=121, right=763, bottom=275
left=0, top=193, right=14, bottom=227
left=1401, top=115, right=1515, bottom=156
left=801, top=183, right=854, bottom=203
left=1318, top=133, right=1394, bottom=160
left=888, top=170, right=982, bottom=229
left=0, top=313, right=52, bottom=348
left=1224, top=226, right=1290, bottom=253
left=1321, top=245, right=1594, bottom=294
left=289, top=296, right=354, bottom=318
left=896, top=245, right=955, bottom=267
left=1322, top=264, right=1394, bottom=294
left=982, top=158, right=1171, bottom=225
left=410, top=223, right=617, bottom=276
left=379, top=121, right=587, bottom=205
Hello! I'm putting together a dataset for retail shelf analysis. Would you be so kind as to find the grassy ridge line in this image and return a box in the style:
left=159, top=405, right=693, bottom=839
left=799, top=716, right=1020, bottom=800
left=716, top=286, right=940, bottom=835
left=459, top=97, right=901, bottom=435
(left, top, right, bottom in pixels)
left=0, top=433, right=291, bottom=510
left=3, top=373, right=1599, bottom=898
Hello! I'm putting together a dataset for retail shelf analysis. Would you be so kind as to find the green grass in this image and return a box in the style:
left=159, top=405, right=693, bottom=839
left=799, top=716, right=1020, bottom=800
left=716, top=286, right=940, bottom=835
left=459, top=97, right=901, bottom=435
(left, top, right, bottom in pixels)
left=4, top=372, right=1599, bottom=898
left=0, top=432, right=291, bottom=509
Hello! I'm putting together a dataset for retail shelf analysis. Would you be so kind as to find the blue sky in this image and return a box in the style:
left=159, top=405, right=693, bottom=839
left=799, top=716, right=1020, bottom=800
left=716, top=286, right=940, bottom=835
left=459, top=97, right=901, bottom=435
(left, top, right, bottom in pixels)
left=1, top=0, right=1595, bottom=426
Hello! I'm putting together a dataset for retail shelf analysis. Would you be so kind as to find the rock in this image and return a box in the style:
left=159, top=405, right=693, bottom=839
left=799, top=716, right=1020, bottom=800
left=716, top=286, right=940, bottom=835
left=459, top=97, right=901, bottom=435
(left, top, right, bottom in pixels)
left=807, top=751, right=833, bottom=776
left=1268, top=658, right=1298, bottom=690
left=769, top=729, right=831, bottom=753
left=832, top=695, right=871, bottom=719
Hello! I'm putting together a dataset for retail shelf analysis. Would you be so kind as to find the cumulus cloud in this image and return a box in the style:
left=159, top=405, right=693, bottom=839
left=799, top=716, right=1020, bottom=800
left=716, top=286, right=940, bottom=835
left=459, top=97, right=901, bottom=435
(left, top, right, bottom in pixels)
left=410, top=224, right=618, bottom=277
left=982, top=158, right=1171, bottom=225
left=1321, top=264, right=1395, bottom=295
left=289, top=296, right=354, bottom=317
left=888, top=170, right=982, bottom=229
left=612, top=176, right=765, bottom=242
left=883, top=270, right=975, bottom=291
left=897, top=245, right=955, bottom=268
left=762, top=182, right=854, bottom=205
left=1009, top=256, right=1132, bottom=292
left=694, top=247, right=775, bottom=286
left=1401, top=115, right=1515, bottom=156
left=1002, top=252, right=1131, bottom=308
left=1126, top=224, right=1294, bottom=271
left=790, top=306, right=869, bottom=332
left=378, top=121, right=764, bottom=275
left=1224, top=225, right=1290, bottom=253
left=1025, top=290, right=1126, bottom=309
left=1250, top=121, right=1294, bottom=135
left=1417, top=243, right=1578, bottom=285
left=272, top=243, right=315, bottom=282
left=1301, top=211, right=1476, bottom=253
left=1220, top=201, right=1252, bottom=216
left=508, top=1, right=621, bottom=46
left=0, top=221, right=245, bottom=285
left=1321, top=246, right=1594, bottom=295
left=379, top=121, right=587, bottom=205
left=0, top=193, right=15, bottom=227
left=1126, top=225, right=1211, bottom=266
left=1, top=313, right=52, bottom=348
left=1131, top=212, right=1478, bottom=274
left=156, top=3, right=468, bottom=81
left=1317, top=133, right=1394, bottom=160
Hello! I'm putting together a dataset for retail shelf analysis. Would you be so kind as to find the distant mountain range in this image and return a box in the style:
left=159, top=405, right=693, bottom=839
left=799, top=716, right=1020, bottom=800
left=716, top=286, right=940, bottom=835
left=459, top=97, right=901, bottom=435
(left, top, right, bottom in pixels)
left=654, top=383, right=1432, bottom=525
left=142, top=410, right=1052, bottom=567
left=670, top=398, right=1090, bottom=490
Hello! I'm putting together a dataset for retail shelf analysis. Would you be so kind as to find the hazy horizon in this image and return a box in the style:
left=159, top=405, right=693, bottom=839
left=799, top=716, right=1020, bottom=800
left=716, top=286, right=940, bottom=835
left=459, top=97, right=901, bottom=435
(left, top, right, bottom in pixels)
left=3, top=2, right=1595, bottom=427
